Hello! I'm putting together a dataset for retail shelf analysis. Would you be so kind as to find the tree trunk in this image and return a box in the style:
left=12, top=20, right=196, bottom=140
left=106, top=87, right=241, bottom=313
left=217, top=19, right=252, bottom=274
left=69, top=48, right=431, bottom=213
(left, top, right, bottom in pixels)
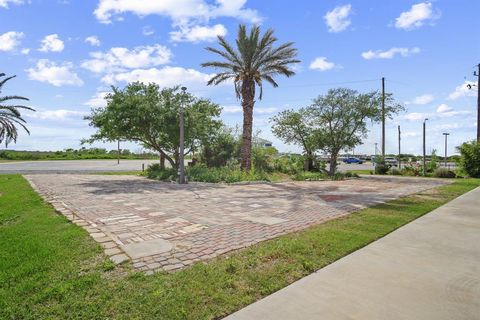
left=329, top=152, right=338, bottom=176
left=304, top=151, right=314, bottom=171
left=240, top=79, right=255, bottom=171
left=159, top=153, right=165, bottom=170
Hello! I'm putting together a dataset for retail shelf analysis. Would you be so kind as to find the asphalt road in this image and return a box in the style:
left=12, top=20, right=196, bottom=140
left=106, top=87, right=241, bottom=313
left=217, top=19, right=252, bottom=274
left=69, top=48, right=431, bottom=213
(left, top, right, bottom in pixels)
left=0, top=159, right=377, bottom=174
left=0, top=159, right=162, bottom=174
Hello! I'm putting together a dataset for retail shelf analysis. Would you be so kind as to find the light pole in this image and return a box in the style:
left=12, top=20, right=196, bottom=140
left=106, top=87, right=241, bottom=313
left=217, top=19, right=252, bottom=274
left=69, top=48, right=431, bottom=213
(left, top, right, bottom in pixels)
left=423, top=118, right=428, bottom=176
left=178, top=87, right=187, bottom=184
left=443, top=132, right=450, bottom=168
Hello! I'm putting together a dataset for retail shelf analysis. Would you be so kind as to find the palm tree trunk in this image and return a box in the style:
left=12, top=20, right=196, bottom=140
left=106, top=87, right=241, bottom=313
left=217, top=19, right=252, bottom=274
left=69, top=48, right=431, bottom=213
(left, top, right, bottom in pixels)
left=240, top=79, right=255, bottom=171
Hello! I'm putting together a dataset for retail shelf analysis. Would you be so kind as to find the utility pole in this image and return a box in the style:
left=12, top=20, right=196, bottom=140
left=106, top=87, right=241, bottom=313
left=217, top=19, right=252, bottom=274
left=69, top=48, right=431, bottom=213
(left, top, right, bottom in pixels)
left=476, top=64, right=480, bottom=142
left=381, top=77, right=386, bottom=157
left=423, top=118, right=428, bottom=176
left=398, top=125, right=401, bottom=170
left=117, top=140, right=120, bottom=165
left=178, top=87, right=187, bottom=184
left=443, top=132, right=450, bottom=168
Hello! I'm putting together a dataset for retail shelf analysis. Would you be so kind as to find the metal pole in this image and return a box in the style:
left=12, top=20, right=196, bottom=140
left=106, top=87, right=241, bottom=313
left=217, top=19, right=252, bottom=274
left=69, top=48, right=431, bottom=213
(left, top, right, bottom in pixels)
left=477, top=64, right=480, bottom=142
left=117, top=140, right=120, bottom=165
left=381, top=77, right=386, bottom=158
left=178, top=87, right=187, bottom=184
left=443, top=133, right=449, bottom=168
left=398, top=125, right=401, bottom=170
left=423, top=118, right=428, bottom=176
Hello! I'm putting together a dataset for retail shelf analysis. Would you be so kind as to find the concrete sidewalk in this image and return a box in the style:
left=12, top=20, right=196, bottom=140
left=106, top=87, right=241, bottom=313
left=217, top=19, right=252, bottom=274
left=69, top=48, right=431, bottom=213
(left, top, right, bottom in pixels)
left=226, top=187, right=480, bottom=320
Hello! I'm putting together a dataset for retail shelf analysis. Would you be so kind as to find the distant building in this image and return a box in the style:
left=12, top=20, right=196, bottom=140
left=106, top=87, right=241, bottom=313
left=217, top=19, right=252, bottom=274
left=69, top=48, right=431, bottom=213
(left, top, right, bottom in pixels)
left=253, top=137, right=273, bottom=148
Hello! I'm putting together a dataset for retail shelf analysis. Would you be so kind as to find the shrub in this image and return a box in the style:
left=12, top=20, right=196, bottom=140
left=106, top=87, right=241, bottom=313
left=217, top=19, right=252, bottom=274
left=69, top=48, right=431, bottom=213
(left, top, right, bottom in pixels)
left=344, top=172, right=360, bottom=178
left=331, top=172, right=345, bottom=181
left=375, top=163, right=389, bottom=175
left=252, top=146, right=277, bottom=172
left=145, top=164, right=176, bottom=181
left=292, top=171, right=327, bottom=181
left=273, top=154, right=304, bottom=174
left=457, top=141, right=480, bottom=178
left=433, top=168, right=456, bottom=178
left=389, top=168, right=402, bottom=175
left=401, top=163, right=422, bottom=176
left=200, top=126, right=238, bottom=168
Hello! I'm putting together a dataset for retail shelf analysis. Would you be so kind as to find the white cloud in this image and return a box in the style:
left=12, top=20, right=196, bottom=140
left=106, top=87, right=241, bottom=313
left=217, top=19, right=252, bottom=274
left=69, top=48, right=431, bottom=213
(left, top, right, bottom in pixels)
left=0, top=31, right=24, bottom=52
left=101, top=66, right=213, bottom=89
left=324, top=4, right=352, bottom=33
left=255, top=107, right=278, bottom=114
left=403, top=132, right=419, bottom=137
left=408, top=94, right=434, bottom=105
left=26, top=109, right=88, bottom=121
left=142, top=26, right=155, bottom=36
left=362, top=47, right=420, bottom=60
left=85, top=35, right=101, bottom=46
left=309, top=57, right=337, bottom=71
left=26, top=59, right=84, bottom=87
left=222, top=105, right=242, bottom=113
left=0, top=0, right=23, bottom=8
left=436, top=104, right=452, bottom=113
left=38, top=34, right=64, bottom=52
left=93, top=0, right=261, bottom=25
left=21, top=48, right=30, bottom=55
left=448, top=81, right=477, bottom=100
left=170, top=24, right=227, bottom=43
left=404, top=112, right=429, bottom=121
left=81, top=44, right=172, bottom=73
left=395, top=2, right=440, bottom=30
left=84, top=91, right=110, bottom=108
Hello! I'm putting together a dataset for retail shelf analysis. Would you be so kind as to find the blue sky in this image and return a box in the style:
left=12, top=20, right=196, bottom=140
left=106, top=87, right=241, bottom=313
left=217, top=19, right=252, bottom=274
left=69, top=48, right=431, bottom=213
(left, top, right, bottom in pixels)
left=1, top=0, right=478, bottom=155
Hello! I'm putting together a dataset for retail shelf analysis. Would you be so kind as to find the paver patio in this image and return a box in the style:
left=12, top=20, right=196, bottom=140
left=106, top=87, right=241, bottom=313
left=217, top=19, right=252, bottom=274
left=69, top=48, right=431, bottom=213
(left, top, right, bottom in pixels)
left=25, top=174, right=449, bottom=272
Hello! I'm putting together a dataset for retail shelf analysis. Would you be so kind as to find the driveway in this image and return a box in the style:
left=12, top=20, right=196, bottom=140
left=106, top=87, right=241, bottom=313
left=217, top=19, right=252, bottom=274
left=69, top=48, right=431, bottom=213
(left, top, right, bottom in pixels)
left=25, top=174, right=449, bottom=272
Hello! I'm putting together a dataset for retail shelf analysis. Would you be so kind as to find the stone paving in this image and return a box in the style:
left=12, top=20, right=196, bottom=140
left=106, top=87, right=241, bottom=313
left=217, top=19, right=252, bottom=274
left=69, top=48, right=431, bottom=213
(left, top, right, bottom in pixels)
left=25, top=174, right=449, bottom=273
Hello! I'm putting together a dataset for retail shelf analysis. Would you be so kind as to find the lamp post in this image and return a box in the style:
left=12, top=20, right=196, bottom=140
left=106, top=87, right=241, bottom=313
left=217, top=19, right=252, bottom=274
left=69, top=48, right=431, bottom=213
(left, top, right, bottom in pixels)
left=423, top=118, right=428, bottom=176
left=443, top=132, right=450, bottom=168
left=178, top=87, right=187, bottom=184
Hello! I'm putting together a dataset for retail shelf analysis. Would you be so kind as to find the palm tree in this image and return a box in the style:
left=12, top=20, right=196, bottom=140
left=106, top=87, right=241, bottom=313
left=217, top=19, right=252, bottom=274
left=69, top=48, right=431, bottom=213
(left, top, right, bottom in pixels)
left=0, top=73, right=34, bottom=147
left=201, top=25, right=299, bottom=170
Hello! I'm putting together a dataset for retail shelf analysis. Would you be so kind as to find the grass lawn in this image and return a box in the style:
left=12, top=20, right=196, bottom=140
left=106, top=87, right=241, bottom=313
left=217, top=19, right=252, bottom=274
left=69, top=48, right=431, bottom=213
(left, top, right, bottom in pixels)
left=1, top=175, right=479, bottom=319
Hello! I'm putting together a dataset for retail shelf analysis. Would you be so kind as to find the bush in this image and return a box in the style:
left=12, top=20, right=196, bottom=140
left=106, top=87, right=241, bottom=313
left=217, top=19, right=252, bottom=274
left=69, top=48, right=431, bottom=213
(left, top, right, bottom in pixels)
left=331, top=172, right=345, bottom=181
left=252, top=147, right=277, bottom=172
left=145, top=164, right=176, bottom=181
left=273, top=154, right=305, bottom=174
left=401, top=163, right=422, bottom=176
left=457, top=141, right=480, bottom=178
left=344, top=172, right=360, bottom=178
left=433, top=168, right=456, bottom=178
left=389, top=168, right=402, bottom=175
left=292, top=171, right=327, bottom=181
left=200, top=126, right=238, bottom=168
left=375, top=163, right=389, bottom=175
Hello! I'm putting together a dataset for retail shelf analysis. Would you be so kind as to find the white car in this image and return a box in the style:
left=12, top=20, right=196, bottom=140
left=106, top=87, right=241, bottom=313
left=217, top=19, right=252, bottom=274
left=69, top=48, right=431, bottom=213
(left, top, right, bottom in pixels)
left=384, top=157, right=398, bottom=167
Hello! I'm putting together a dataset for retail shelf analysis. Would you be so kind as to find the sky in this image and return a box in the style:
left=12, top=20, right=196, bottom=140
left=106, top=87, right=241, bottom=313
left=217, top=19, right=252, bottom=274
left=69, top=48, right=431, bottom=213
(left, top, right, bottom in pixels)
left=1, top=0, right=479, bottom=156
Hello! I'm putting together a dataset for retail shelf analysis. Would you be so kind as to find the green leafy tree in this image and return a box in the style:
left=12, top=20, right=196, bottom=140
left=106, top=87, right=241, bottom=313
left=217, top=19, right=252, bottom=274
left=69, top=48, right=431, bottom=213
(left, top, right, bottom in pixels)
left=310, top=88, right=403, bottom=176
left=200, top=125, right=238, bottom=168
left=201, top=24, right=300, bottom=170
left=271, top=108, right=318, bottom=171
left=84, top=83, right=222, bottom=169
left=457, top=141, right=480, bottom=178
left=0, top=73, right=34, bottom=147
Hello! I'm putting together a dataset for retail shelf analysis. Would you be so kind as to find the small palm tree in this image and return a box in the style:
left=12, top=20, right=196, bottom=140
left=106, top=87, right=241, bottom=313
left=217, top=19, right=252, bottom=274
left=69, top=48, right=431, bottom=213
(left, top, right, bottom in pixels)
left=0, top=73, right=34, bottom=147
left=202, top=25, right=299, bottom=170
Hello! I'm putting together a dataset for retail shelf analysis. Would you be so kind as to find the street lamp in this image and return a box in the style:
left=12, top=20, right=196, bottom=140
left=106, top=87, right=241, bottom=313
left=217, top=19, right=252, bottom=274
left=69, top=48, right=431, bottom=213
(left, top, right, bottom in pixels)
left=443, top=132, right=450, bottom=168
left=178, top=86, right=187, bottom=184
left=423, top=118, right=428, bottom=176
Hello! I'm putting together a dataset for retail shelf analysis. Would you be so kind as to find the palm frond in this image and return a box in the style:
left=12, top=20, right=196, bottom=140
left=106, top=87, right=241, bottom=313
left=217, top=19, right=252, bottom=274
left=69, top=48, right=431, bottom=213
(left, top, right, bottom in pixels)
left=0, top=95, right=29, bottom=103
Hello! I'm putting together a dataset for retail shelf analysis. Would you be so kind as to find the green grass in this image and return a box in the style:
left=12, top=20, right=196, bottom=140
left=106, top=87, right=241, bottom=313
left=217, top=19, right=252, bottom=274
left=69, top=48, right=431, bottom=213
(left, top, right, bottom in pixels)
left=1, top=175, right=479, bottom=319
left=344, top=169, right=372, bottom=175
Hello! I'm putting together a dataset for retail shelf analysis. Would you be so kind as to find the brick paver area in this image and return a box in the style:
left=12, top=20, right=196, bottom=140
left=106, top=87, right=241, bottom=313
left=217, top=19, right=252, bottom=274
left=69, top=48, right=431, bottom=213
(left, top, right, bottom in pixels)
left=25, top=174, right=449, bottom=273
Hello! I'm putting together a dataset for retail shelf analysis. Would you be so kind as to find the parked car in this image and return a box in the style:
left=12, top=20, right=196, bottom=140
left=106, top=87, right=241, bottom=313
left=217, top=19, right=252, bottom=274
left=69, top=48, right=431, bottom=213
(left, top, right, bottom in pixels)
left=343, top=157, right=364, bottom=164
left=384, top=157, right=398, bottom=167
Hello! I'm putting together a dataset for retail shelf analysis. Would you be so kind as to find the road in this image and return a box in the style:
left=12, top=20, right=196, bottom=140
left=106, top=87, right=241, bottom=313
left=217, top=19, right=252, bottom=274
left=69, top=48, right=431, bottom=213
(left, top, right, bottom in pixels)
left=0, top=159, right=161, bottom=174
left=0, top=159, right=376, bottom=174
